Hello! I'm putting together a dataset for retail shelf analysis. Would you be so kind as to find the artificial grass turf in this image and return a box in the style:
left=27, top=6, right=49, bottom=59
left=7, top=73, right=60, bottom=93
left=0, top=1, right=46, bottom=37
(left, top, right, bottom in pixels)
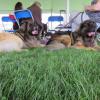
left=0, top=48, right=100, bottom=100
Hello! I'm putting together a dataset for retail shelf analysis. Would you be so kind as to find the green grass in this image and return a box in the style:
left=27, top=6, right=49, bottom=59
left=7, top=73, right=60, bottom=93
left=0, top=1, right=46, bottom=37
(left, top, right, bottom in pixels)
left=0, top=48, right=100, bottom=100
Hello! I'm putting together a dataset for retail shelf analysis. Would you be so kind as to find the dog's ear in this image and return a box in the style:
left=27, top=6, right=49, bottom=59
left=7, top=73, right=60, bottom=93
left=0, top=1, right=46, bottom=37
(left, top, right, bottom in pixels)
left=78, top=22, right=86, bottom=32
left=79, top=23, right=83, bottom=29
left=72, top=32, right=78, bottom=44
left=97, top=27, right=100, bottom=33
left=78, top=22, right=88, bottom=36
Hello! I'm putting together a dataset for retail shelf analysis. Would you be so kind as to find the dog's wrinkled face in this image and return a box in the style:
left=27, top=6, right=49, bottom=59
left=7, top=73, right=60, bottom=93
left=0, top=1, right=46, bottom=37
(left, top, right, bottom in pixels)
left=18, top=19, right=39, bottom=40
left=24, top=21, right=39, bottom=36
left=78, top=20, right=97, bottom=47
left=19, top=19, right=38, bottom=34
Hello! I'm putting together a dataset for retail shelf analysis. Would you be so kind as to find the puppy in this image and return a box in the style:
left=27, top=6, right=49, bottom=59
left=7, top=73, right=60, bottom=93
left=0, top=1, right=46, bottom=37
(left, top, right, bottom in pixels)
left=72, top=20, right=100, bottom=51
left=46, top=33, right=71, bottom=51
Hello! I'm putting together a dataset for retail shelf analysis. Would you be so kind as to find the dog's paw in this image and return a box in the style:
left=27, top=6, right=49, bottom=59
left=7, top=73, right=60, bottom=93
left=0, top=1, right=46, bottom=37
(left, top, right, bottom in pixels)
left=85, top=47, right=96, bottom=51
left=94, top=46, right=100, bottom=51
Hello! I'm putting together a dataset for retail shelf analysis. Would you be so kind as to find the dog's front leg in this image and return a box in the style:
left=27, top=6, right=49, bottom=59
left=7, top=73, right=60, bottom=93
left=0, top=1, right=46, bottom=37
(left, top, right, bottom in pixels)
left=94, top=46, right=100, bottom=51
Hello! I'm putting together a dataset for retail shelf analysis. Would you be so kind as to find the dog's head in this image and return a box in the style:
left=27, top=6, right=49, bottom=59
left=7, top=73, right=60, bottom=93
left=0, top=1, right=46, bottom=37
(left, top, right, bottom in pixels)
left=19, top=19, right=38, bottom=34
left=78, top=20, right=97, bottom=47
left=18, top=19, right=39, bottom=40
